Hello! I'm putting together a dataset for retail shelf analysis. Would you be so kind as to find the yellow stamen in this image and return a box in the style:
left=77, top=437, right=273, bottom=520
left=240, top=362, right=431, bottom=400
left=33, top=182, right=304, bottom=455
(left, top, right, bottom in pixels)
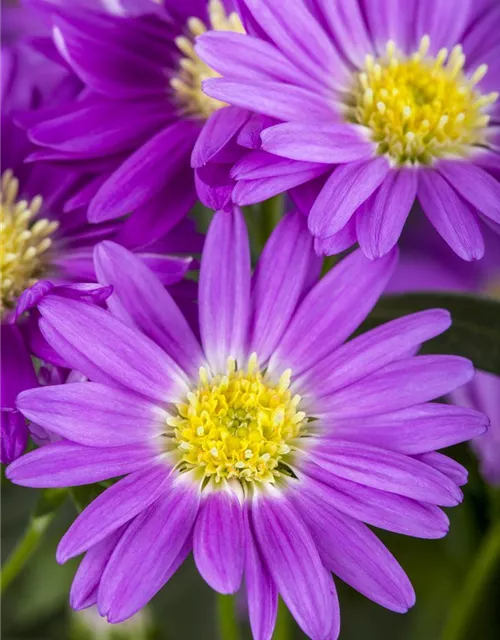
left=171, top=0, right=245, bottom=119
left=345, top=35, right=498, bottom=166
left=0, top=170, right=58, bottom=317
left=167, top=354, right=309, bottom=485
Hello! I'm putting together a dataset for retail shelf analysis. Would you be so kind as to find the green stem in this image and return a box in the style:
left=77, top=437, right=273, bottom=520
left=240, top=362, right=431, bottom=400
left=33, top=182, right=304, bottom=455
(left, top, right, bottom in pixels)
left=441, top=519, right=500, bottom=640
left=1, top=488, right=67, bottom=593
left=273, top=599, right=292, bottom=640
left=217, top=594, right=240, bottom=640
left=260, top=195, right=283, bottom=245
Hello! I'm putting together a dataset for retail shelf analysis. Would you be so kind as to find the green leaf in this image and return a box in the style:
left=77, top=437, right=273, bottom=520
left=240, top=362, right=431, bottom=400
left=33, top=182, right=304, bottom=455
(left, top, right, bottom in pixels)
left=360, top=293, right=500, bottom=375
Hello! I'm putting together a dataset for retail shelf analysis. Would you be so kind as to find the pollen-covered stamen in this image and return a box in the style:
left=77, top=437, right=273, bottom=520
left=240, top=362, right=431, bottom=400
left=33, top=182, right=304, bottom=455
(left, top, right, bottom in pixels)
left=171, top=0, right=244, bottom=119
left=0, top=170, right=58, bottom=316
left=345, top=35, right=498, bottom=165
left=167, top=354, right=309, bottom=484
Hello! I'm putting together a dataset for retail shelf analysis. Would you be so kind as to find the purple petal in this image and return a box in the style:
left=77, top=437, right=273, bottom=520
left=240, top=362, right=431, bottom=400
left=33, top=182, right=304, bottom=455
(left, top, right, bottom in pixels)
left=1, top=410, right=28, bottom=465
left=416, top=0, right=470, bottom=53
left=293, top=488, right=415, bottom=612
left=196, top=31, right=318, bottom=91
left=418, top=170, right=485, bottom=260
left=318, top=355, right=474, bottom=417
left=89, top=120, right=199, bottom=222
left=199, top=208, right=251, bottom=372
left=94, top=241, right=203, bottom=378
left=16, top=382, right=165, bottom=447
left=251, top=492, right=333, bottom=639
left=300, top=463, right=450, bottom=538
left=57, top=464, right=172, bottom=562
left=194, top=488, right=245, bottom=594
left=356, top=169, right=418, bottom=259
left=328, top=403, right=488, bottom=455
left=261, top=122, right=373, bottom=164
left=416, top=452, right=469, bottom=486
left=244, top=509, right=277, bottom=640
left=203, top=78, right=334, bottom=123
left=98, top=478, right=199, bottom=622
left=240, top=0, right=348, bottom=88
left=438, top=160, right=500, bottom=225
left=250, top=212, right=320, bottom=363
left=270, top=248, right=397, bottom=377
left=6, top=440, right=159, bottom=488
left=38, top=296, right=188, bottom=402
left=192, top=106, right=250, bottom=168
left=1, top=323, right=38, bottom=408
left=299, top=309, right=451, bottom=396
left=309, top=158, right=391, bottom=238
left=313, top=217, right=358, bottom=256
left=309, top=440, right=463, bottom=506
left=70, top=527, right=127, bottom=611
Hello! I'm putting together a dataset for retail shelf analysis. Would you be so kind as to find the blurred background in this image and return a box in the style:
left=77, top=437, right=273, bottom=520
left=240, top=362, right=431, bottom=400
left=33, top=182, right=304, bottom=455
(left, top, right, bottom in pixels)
left=2, top=440, right=500, bottom=639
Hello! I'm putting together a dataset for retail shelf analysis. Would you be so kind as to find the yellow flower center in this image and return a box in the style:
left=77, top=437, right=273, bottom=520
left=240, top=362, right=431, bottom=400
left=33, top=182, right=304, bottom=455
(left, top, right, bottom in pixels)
left=171, top=0, right=245, bottom=119
left=0, top=170, right=58, bottom=318
left=167, top=354, right=308, bottom=485
left=345, top=36, right=498, bottom=166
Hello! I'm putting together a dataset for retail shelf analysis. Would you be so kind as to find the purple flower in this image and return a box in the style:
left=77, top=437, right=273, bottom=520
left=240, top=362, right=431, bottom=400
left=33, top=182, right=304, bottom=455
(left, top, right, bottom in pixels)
left=198, top=0, right=500, bottom=260
left=22, top=0, right=257, bottom=242
left=8, top=209, right=486, bottom=638
left=0, top=3, right=201, bottom=462
left=389, top=217, right=500, bottom=485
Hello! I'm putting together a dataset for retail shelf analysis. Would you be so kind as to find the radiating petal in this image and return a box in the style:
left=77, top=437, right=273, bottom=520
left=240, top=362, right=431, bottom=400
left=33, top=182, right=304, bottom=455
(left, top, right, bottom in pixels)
left=309, top=440, right=463, bottom=506
left=309, top=158, right=390, bottom=238
left=270, top=248, right=397, bottom=376
left=95, top=241, right=203, bottom=378
left=38, top=296, right=188, bottom=402
left=16, top=383, right=164, bottom=447
left=57, top=464, right=172, bottom=562
left=418, top=170, right=485, bottom=260
left=250, top=212, right=320, bottom=363
left=199, top=208, right=251, bottom=372
left=252, top=491, right=332, bottom=639
left=194, top=488, right=245, bottom=594
left=6, top=440, right=159, bottom=487
left=294, top=488, right=415, bottom=612
left=98, top=477, right=199, bottom=622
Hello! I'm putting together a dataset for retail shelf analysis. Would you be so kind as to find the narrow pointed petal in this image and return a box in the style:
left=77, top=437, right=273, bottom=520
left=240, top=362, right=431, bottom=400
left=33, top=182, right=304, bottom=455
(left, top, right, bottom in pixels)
left=57, top=464, right=172, bottom=562
left=199, top=208, right=251, bottom=372
left=95, top=241, right=203, bottom=378
left=252, top=492, right=332, bottom=639
left=194, top=488, right=245, bottom=594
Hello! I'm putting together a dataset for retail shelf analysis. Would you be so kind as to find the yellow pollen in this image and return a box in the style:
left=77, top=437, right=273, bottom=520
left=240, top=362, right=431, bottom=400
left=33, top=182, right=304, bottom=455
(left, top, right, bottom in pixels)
left=167, top=354, right=309, bottom=484
left=346, top=36, right=498, bottom=165
left=0, top=171, right=58, bottom=318
left=171, top=0, right=245, bottom=119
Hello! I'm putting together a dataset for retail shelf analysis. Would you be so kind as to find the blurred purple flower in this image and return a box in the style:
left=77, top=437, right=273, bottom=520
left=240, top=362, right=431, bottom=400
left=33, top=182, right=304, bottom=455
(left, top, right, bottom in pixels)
left=389, top=217, right=500, bottom=485
left=198, top=0, right=500, bottom=260
left=8, top=210, right=486, bottom=637
left=1, top=0, right=202, bottom=462
left=21, top=0, right=258, bottom=243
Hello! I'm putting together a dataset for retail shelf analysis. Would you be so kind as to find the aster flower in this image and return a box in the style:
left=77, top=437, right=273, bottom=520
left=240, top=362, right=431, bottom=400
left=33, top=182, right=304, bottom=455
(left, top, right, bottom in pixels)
left=0, top=4, right=201, bottom=463
left=389, top=218, right=500, bottom=485
left=198, top=0, right=500, bottom=260
left=7, top=209, right=487, bottom=639
left=22, top=0, right=258, bottom=241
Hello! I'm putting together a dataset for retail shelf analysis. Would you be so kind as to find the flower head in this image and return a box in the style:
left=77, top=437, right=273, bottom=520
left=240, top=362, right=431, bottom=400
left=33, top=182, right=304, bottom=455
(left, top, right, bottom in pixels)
left=22, top=0, right=253, bottom=236
left=198, top=0, right=500, bottom=260
left=8, top=210, right=486, bottom=638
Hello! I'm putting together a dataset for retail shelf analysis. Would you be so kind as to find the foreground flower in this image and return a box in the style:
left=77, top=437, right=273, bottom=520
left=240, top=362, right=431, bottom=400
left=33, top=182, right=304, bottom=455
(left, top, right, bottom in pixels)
left=390, top=218, right=500, bottom=484
left=23, top=0, right=256, bottom=240
left=199, top=0, right=500, bottom=259
left=8, top=211, right=487, bottom=638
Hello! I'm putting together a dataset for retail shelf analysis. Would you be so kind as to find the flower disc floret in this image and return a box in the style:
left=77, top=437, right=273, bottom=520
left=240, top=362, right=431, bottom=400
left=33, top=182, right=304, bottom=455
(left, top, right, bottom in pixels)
left=0, top=170, right=58, bottom=317
left=168, top=354, right=308, bottom=484
left=171, top=0, right=244, bottom=119
left=346, top=36, right=498, bottom=165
